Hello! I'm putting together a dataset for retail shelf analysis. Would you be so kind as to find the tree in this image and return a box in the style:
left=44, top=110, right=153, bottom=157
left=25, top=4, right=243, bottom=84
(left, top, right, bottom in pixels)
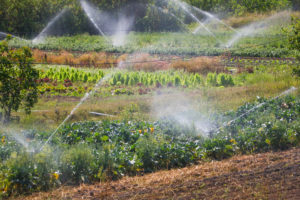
left=284, top=16, right=300, bottom=77
left=0, top=36, right=39, bottom=123
left=287, top=17, right=300, bottom=52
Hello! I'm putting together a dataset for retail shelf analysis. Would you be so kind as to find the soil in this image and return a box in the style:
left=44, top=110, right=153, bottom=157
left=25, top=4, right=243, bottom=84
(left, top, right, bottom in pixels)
left=18, top=148, right=300, bottom=200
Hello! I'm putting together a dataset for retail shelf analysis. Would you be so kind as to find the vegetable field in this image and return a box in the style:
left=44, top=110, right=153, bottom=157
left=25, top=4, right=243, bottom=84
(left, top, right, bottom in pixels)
left=0, top=95, right=299, bottom=196
left=0, top=3, right=299, bottom=199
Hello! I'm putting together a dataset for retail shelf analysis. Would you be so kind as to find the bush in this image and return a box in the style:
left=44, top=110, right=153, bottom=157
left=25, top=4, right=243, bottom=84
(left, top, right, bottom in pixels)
left=286, top=16, right=300, bottom=59
left=135, top=136, right=160, bottom=172
left=0, top=153, right=36, bottom=195
left=0, top=151, right=57, bottom=196
left=59, top=145, right=96, bottom=184
left=203, top=138, right=235, bottom=160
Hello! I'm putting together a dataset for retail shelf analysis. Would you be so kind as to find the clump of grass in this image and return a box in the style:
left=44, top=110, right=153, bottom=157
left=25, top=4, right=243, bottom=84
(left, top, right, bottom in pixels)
left=171, top=57, right=226, bottom=74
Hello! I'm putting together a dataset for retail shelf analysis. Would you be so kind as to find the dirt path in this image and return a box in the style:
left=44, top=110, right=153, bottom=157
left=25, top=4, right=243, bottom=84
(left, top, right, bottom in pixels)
left=19, top=148, right=300, bottom=200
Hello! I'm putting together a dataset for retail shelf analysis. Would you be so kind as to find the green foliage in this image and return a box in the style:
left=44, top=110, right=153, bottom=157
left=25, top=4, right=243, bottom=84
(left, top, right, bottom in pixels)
left=108, top=70, right=234, bottom=88
left=217, top=73, right=235, bottom=87
left=285, top=16, right=300, bottom=59
left=185, top=0, right=291, bottom=15
left=1, top=153, right=36, bottom=195
left=60, top=145, right=96, bottom=183
left=0, top=39, right=39, bottom=123
left=0, top=0, right=292, bottom=36
left=0, top=94, right=299, bottom=197
left=135, top=136, right=161, bottom=172
left=8, top=32, right=296, bottom=58
left=206, top=73, right=217, bottom=86
left=0, top=151, right=57, bottom=197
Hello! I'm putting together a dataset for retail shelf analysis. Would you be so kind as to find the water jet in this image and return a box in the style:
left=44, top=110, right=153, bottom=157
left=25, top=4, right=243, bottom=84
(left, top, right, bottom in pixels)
left=33, top=8, right=68, bottom=44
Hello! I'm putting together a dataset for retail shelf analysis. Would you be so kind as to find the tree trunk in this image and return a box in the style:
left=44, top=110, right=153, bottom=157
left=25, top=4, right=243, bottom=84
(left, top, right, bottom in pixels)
left=3, top=108, right=11, bottom=124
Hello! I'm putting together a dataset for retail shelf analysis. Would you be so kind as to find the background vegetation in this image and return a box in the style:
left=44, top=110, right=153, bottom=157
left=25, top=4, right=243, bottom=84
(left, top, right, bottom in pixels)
left=0, top=0, right=298, bottom=37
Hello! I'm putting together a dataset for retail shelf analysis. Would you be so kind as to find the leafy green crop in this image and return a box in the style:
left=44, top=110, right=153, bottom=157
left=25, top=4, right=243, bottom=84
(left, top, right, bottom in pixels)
left=108, top=71, right=234, bottom=88
left=8, top=32, right=297, bottom=58
left=0, top=94, right=299, bottom=197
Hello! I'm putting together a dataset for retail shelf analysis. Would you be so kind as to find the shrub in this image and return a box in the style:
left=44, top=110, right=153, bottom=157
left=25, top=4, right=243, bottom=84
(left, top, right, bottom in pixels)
left=0, top=151, right=56, bottom=196
left=59, top=145, right=96, bottom=184
left=135, top=136, right=160, bottom=172
left=95, top=145, right=122, bottom=181
left=203, top=138, right=235, bottom=160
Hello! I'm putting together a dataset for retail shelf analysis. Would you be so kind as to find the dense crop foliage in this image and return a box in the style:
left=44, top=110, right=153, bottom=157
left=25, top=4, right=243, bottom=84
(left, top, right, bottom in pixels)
left=36, top=66, right=103, bottom=96
left=36, top=66, right=236, bottom=97
left=8, top=33, right=296, bottom=57
left=0, top=94, right=299, bottom=197
left=35, top=64, right=297, bottom=97
left=286, top=16, right=300, bottom=59
left=40, top=66, right=104, bottom=83
left=108, top=71, right=234, bottom=87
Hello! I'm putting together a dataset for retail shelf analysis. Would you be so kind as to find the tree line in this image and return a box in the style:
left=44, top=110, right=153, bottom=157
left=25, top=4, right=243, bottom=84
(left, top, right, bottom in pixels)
left=0, top=0, right=298, bottom=37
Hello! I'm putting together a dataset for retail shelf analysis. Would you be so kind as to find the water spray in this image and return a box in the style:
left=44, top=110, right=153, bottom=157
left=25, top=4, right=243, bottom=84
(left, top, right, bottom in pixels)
left=153, top=6, right=190, bottom=32
left=170, top=0, right=219, bottom=41
left=80, top=0, right=110, bottom=43
left=33, top=8, right=68, bottom=44
left=39, top=75, right=113, bottom=151
left=211, top=87, right=298, bottom=134
left=191, top=7, right=239, bottom=34
left=0, top=31, right=28, bottom=41
left=225, top=11, right=291, bottom=48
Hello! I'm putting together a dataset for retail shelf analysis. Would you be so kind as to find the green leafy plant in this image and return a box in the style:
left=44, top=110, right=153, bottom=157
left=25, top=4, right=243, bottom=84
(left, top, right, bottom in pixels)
left=59, top=145, right=96, bottom=183
left=0, top=38, right=39, bottom=123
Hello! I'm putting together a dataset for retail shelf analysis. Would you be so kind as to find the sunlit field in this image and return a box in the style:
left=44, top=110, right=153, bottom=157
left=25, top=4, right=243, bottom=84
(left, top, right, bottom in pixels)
left=0, top=0, right=299, bottom=198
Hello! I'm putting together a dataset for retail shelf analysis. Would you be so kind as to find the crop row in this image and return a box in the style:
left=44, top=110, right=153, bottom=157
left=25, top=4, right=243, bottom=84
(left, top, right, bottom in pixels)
left=223, top=58, right=300, bottom=66
left=109, top=71, right=234, bottom=87
left=8, top=33, right=298, bottom=58
left=40, top=67, right=104, bottom=83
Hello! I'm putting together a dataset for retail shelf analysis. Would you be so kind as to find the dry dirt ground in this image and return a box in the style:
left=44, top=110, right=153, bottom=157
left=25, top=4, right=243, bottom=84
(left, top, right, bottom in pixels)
left=19, top=148, right=300, bottom=200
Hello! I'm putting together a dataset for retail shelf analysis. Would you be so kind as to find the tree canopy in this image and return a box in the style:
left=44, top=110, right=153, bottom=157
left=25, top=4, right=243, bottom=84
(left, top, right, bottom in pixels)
left=0, top=0, right=297, bottom=37
left=0, top=37, right=39, bottom=123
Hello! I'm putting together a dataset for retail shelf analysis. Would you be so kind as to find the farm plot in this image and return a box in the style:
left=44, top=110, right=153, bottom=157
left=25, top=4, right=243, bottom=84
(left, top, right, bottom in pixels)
left=0, top=94, right=299, bottom=198
left=8, top=32, right=298, bottom=58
